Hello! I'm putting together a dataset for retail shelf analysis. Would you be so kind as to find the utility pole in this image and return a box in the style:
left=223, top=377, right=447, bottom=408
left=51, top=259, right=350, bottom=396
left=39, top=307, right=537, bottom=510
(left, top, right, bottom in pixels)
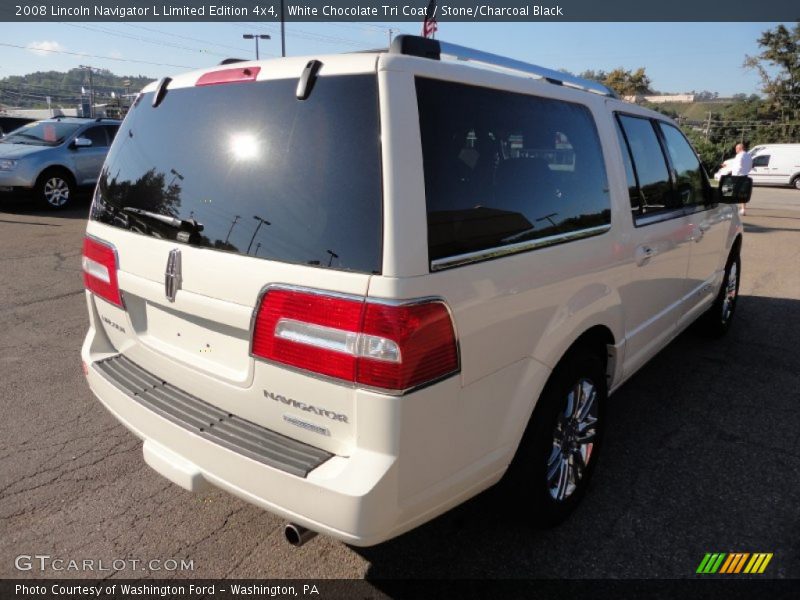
left=704, top=111, right=712, bottom=142
left=224, top=215, right=240, bottom=245
left=123, top=79, right=131, bottom=112
left=280, top=0, right=286, bottom=57
left=79, top=65, right=99, bottom=118
left=387, top=28, right=395, bottom=48
left=242, top=34, right=271, bottom=60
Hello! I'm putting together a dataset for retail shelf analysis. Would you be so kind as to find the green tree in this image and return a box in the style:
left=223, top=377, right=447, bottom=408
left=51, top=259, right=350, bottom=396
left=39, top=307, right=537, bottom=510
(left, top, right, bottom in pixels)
left=602, top=67, right=652, bottom=96
left=744, top=23, right=800, bottom=140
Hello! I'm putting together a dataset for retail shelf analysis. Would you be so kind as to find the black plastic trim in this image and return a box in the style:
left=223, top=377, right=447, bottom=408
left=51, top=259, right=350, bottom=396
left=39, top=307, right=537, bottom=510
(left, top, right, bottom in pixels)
left=296, top=60, right=323, bottom=100
left=390, top=35, right=441, bottom=60
left=94, top=355, right=333, bottom=478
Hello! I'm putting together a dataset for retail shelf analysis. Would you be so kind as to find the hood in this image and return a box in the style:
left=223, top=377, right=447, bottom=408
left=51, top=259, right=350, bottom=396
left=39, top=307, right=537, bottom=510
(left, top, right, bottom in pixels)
left=0, top=142, right=53, bottom=159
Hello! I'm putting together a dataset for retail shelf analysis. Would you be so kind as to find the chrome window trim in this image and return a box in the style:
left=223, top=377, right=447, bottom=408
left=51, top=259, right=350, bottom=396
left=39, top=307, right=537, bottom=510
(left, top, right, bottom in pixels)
left=429, top=224, right=611, bottom=272
left=247, top=283, right=462, bottom=397
left=634, top=203, right=712, bottom=228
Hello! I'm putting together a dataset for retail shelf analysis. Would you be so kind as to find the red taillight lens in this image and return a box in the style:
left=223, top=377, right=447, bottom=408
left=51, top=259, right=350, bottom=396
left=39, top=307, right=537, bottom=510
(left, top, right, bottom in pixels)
left=82, top=237, right=123, bottom=308
left=251, top=288, right=459, bottom=393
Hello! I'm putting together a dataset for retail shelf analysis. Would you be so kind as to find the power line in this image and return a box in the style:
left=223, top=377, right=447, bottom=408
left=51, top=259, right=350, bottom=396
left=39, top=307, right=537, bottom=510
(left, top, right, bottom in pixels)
left=123, top=23, right=250, bottom=53
left=0, top=42, right=201, bottom=70
left=64, top=23, right=230, bottom=58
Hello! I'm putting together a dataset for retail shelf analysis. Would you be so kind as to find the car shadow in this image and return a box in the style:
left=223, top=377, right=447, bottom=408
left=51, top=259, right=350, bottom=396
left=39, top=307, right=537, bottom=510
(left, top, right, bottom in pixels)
left=353, top=294, right=800, bottom=580
left=0, top=192, right=93, bottom=221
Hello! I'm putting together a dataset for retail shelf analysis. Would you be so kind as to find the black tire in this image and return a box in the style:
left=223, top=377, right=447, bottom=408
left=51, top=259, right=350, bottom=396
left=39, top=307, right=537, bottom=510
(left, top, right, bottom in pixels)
left=791, top=175, right=800, bottom=191
left=34, top=168, right=75, bottom=210
left=698, top=250, right=741, bottom=338
left=505, top=346, right=606, bottom=528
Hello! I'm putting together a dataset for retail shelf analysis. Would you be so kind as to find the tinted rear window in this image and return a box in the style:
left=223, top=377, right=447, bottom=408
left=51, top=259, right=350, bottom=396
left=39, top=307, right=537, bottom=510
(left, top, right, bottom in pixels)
left=416, top=78, right=610, bottom=266
left=91, top=75, right=382, bottom=274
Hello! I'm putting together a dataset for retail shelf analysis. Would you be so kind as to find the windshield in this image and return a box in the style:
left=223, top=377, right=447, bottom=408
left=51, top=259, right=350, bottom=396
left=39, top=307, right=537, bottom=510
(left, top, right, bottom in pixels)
left=0, top=121, right=82, bottom=146
left=91, top=75, right=382, bottom=274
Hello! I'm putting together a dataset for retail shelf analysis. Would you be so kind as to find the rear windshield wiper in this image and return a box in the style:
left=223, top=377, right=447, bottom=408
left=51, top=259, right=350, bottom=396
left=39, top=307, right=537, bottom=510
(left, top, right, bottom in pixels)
left=121, top=207, right=204, bottom=242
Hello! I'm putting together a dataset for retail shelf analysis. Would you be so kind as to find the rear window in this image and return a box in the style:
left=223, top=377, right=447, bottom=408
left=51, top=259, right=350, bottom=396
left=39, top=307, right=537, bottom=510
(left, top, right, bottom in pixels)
left=91, top=75, right=382, bottom=274
left=416, top=78, right=611, bottom=268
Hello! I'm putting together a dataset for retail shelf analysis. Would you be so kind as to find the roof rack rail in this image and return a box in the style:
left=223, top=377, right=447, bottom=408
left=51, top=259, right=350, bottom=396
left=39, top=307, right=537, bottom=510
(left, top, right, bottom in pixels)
left=219, top=58, right=247, bottom=65
left=389, top=35, right=617, bottom=98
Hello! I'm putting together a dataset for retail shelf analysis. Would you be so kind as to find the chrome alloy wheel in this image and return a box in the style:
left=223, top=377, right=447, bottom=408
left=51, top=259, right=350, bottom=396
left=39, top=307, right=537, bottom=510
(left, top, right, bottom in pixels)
left=721, top=261, right=738, bottom=324
left=44, top=176, right=70, bottom=207
left=546, top=378, right=598, bottom=502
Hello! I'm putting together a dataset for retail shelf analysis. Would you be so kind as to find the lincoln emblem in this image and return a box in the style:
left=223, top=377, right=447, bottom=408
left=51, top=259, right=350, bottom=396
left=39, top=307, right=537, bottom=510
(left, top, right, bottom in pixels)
left=164, top=248, right=182, bottom=302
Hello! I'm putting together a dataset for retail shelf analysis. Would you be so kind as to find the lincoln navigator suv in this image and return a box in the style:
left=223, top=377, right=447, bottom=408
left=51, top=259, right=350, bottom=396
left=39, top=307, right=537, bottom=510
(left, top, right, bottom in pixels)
left=80, top=36, right=752, bottom=547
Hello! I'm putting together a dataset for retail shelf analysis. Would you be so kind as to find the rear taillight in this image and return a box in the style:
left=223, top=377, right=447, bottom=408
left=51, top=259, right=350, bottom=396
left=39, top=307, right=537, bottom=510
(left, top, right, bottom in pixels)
left=252, top=288, right=459, bottom=393
left=82, top=237, right=123, bottom=308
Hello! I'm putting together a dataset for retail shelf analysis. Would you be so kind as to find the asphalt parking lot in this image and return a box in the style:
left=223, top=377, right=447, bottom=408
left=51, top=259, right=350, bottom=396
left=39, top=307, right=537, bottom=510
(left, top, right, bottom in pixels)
left=1, top=187, right=798, bottom=582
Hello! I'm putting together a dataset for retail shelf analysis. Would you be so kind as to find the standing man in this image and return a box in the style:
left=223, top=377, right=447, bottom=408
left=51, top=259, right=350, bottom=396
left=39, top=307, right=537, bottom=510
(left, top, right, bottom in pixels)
left=725, top=143, right=753, bottom=216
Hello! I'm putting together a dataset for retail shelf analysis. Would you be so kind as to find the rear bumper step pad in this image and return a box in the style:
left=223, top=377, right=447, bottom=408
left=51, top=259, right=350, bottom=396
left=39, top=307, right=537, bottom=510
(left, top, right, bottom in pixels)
left=94, top=354, right=333, bottom=478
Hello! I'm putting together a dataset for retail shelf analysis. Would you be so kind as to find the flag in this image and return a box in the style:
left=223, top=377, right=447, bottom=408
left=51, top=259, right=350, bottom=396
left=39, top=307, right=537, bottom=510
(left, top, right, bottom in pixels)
left=422, top=0, right=438, bottom=38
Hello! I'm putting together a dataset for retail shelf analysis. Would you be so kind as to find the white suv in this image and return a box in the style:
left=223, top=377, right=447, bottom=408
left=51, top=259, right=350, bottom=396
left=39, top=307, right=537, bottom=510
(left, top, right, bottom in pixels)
left=81, top=36, right=752, bottom=547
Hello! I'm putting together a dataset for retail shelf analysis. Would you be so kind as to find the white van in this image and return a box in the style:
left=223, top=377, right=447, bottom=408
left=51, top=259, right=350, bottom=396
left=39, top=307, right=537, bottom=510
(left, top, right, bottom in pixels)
left=81, top=36, right=751, bottom=547
left=748, top=144, right=800, bottom=189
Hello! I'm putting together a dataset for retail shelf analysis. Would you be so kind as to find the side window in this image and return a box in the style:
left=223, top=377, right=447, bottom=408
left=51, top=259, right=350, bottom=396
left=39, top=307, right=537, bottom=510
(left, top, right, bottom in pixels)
left=615, top=120, right=642, bottom=213
left=658, top=122, right=709, bottom=206
left=617, top=115, right=676, bottom=216
left=416, top=78, right=611, bottom=266
left=104, top=125, right=120, bottom=143
left=82, top=126, right=108, bottom=147
left=752, top=155, right=770, bottom=167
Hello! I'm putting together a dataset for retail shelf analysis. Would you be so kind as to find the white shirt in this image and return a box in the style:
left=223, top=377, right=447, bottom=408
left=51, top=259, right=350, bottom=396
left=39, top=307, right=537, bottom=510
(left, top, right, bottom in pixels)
left=727, top=151, right=753, bottom=176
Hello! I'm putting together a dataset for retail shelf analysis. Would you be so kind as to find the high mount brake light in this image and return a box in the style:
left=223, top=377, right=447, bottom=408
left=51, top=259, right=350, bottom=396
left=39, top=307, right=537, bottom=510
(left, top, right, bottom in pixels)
left=252, top=288, right=459, bottom=393
left=196, top=66, right=261, bottom=86
left=82, top=237, right=123, bottom=308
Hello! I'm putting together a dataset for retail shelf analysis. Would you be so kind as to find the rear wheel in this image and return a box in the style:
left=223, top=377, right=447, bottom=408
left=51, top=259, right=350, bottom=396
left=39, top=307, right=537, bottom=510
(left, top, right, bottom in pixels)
left=507, top=347, right=606, bottom=528
left=699, top=250, right=741, bottom=337
left=791, top=175, right=800, bottom=191
left=35, top=169, right=75, bottom=210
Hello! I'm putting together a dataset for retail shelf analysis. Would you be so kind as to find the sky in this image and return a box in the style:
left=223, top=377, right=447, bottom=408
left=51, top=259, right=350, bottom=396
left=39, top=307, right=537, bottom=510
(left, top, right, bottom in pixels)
left=0, top=22, right=786, bottom=97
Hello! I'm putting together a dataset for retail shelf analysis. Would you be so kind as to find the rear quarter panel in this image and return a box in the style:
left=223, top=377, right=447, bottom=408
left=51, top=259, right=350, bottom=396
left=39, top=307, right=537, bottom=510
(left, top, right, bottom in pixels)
left=373, top=58, right=631, bottom=477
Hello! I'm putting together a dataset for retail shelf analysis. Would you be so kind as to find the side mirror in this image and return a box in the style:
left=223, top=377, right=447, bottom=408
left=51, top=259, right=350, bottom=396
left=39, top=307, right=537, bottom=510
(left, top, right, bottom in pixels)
left=72, top=137, right=92, bottom=148
left=717, top=175, right=752, bottom=204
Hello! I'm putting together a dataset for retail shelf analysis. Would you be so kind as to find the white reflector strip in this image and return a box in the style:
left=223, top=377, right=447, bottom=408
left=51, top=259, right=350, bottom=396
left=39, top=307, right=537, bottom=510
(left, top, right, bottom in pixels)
left=274, top=318, right=401, bottom=363
left=82, top=256, right=111, bottom=283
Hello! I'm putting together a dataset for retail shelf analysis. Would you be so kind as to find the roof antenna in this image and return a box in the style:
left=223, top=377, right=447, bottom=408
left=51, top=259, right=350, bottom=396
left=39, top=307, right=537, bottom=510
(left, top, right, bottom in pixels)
left=296, top=60, right=323, bottom=100
left=152, top=77, right=172, bottom=108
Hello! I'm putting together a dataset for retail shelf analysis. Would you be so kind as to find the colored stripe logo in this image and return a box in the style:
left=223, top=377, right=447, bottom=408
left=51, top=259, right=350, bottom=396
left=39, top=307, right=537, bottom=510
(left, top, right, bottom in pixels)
left=697, top=553, right=773, bottom=574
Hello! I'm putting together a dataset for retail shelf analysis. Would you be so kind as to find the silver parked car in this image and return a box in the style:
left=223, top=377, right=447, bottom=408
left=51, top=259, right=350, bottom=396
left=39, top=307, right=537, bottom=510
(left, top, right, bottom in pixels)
left=0, top=117, right=120, bottom=209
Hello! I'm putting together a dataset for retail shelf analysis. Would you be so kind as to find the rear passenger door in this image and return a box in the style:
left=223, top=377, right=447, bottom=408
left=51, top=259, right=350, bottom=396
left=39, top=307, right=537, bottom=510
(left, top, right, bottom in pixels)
left=615, top=114, right=693, bottom=375
left=656, top=122, right=728, bottom=326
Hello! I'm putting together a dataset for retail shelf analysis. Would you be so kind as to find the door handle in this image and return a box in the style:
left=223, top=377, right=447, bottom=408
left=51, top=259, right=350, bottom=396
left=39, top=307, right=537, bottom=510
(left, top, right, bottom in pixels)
left=636, top=245, right=656, bottom=266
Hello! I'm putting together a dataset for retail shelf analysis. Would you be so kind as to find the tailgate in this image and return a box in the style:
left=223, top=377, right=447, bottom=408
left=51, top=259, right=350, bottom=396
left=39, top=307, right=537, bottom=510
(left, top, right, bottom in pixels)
left=84, top=67, right=383, bottom=456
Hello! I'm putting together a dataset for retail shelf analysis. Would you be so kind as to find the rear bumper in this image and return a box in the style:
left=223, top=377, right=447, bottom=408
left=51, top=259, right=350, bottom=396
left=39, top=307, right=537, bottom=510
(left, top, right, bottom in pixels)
left=83, top=347, right=398, bottom=546
left=81, top=323, right=511, bottom=546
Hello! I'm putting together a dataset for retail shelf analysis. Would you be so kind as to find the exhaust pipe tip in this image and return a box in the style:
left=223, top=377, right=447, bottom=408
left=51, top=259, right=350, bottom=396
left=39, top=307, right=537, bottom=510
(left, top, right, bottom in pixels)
left=284, top=523, right=318, bottom=547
